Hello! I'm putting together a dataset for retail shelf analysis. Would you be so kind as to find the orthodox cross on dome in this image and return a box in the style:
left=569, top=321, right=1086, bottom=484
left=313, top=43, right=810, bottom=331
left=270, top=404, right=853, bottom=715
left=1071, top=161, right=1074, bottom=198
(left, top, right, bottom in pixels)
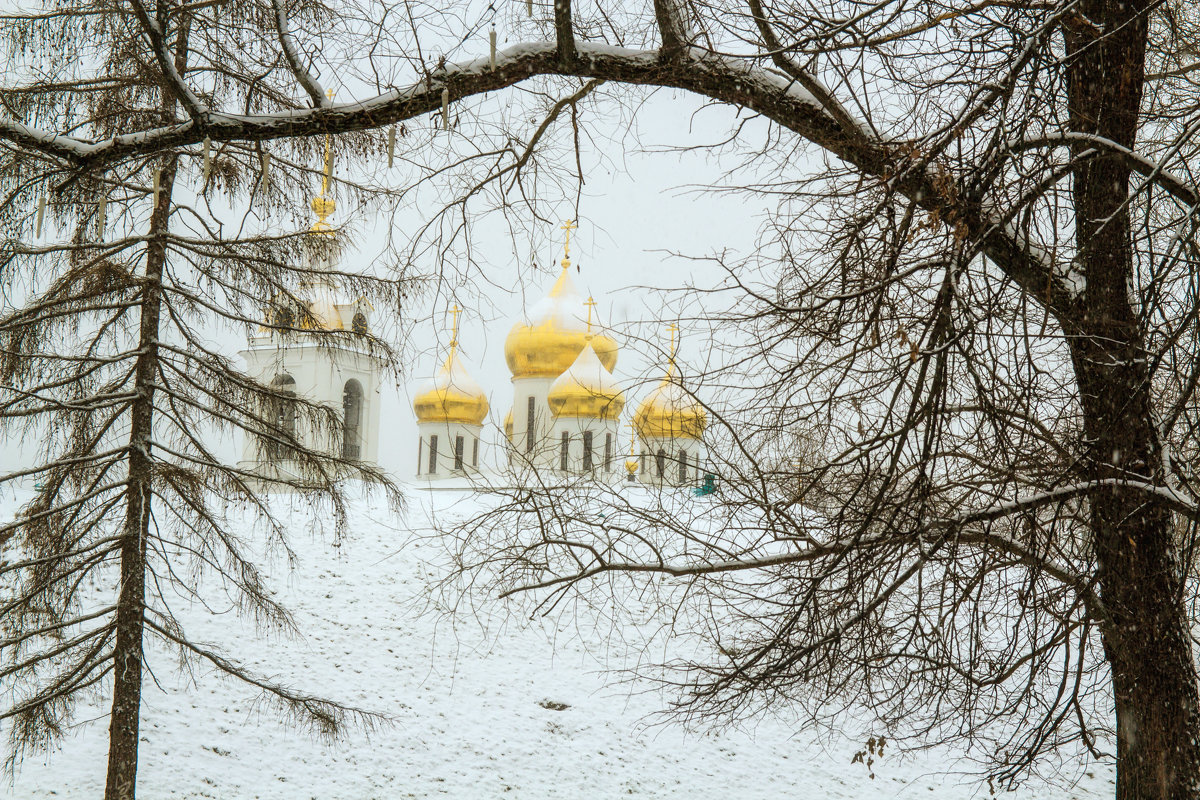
left=667, top=323, right=679, bottom=373
left=561, top=218, right=576, bottom=257
left=448, top=303, right=462, bottom=350
left=559, top=218, right=577, bottom=270
left=584, top=296, right=598, bottom=334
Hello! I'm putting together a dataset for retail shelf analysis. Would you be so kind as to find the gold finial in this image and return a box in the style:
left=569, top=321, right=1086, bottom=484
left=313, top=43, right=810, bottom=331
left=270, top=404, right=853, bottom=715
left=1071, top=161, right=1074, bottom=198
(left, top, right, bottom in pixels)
left=625, top=424, right=639, bottom=475
left=559, top=218, right=576, bottom=270
left=667, top=323, right=678, bottom=374
left=311, top=90, right=337, bottom=233
left=561, top=219, right=576, bottom=257
left=584, top=296, right=597, bottom=335
left=322, top=91, right=335, bottom=195
left=449, top=303, right=462, bottom=352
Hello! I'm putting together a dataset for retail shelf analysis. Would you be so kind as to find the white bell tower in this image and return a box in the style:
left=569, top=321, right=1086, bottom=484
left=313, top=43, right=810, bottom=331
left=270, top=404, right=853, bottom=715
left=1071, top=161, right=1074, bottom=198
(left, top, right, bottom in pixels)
left=238, top=139, right=383, bottom=483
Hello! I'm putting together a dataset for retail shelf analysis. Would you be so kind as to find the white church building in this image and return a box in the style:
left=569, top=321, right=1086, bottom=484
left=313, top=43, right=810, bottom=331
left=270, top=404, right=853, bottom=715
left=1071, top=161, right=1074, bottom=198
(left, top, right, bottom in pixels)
left=238, top=189, right=384, bottom=482
left=412, top=222, right=709, bottom=488
left=237, top=193, right=708, bottom=490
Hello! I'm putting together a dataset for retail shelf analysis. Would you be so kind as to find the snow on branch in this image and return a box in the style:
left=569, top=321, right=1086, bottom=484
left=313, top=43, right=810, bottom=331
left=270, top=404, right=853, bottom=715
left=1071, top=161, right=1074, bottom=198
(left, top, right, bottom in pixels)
left=125, top=0, right=208, bottom=119
left=747, top=0, right=867, bottom=145
left=1005, top=132, right=1200, bottom=207
left=270, top=0, right=328, bottom=109
left=653, top=0, right=694, bottom=58
left=2, top=38, right=1061, bottom=314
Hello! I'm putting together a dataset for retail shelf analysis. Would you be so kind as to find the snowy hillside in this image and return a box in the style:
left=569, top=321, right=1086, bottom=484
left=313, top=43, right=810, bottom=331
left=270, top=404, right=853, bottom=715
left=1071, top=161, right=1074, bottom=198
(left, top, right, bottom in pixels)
left=2, top=485, right=1115, bottom=799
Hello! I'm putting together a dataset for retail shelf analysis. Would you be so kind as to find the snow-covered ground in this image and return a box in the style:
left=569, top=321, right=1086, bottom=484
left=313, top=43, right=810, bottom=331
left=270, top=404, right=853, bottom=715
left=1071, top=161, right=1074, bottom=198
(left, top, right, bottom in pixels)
left=3, top=484, right=1114, bottom=799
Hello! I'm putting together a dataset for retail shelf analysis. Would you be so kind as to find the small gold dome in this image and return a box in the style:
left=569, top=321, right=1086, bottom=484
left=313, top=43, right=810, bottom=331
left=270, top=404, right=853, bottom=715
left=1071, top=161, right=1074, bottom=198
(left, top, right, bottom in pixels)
left=505, top=267, right=617, bottom=378
left=413, top=348, right=489, bottom=425
left=625, top=458, right=639, bottom=475
left=633, top=374, right=707, bottom=440
left=548, top=341, right=625, bottom=419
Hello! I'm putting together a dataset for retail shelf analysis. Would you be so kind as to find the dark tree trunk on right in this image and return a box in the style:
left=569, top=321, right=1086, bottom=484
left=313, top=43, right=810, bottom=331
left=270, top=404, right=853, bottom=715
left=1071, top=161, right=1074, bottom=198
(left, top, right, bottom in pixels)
left=1065, top=2, right=1200, bottom=797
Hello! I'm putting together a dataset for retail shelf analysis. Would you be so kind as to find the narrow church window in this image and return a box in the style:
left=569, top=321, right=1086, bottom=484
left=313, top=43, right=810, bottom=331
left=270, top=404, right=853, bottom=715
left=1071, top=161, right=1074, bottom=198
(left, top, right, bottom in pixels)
left=264, top=374, right=297, bottom=462
left=604, top=433, right=612, bottom=472
left=351, top=311, right=368, bottom=336
left=679, top=449, right=689, bottom=482
left=640, top=450, right=647, bottom=473
left=472, top=437, right=479, bottom=467
left=583, top=431, right=593, bottom=471
left=341, top=379, right=363, bottom=461
left=656, top=449, right=666, bottom=478
left=417, top=438, right=423, bottom=475
left=561, top=432, right=570, bottom=472
left=454, top=435, right=465, bottom=470
left=526, top=396, right=536, bottom=453
left=428, top=434, right=438, bottom=474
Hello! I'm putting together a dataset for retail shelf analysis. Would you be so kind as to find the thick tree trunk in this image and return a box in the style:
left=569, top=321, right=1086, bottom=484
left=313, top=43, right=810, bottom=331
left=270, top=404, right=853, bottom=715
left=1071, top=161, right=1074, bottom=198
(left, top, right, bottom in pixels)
left=1074, top=344, right=1200, bottom=800
left=1065, top=2, right=1200, bottom=797
left=103, top=159, right=176, bottom=800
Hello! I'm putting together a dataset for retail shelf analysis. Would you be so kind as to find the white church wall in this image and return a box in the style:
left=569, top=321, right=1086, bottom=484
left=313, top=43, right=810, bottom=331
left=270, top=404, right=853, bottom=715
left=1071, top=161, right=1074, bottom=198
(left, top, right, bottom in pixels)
left=509, top=375, right=557, bottom=469
left=550, top=417, right=622, bottom=480
left=415, top=421, right=484, bottom=480
left=239, top=337, right=384, bottom=476
left=637, top=435, right=705, bottom=487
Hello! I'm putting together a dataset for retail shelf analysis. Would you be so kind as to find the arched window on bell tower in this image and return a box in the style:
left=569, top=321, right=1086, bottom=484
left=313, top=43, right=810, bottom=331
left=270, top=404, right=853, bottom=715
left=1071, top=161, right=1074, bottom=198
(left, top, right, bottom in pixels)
left=265, top=374, right=297, bottom=462
left=341, top=379, right=363, bottom=460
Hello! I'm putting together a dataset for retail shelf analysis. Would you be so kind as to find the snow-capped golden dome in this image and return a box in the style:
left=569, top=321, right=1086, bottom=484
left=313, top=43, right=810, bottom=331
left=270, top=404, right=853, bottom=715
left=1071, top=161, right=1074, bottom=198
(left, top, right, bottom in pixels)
left=634, top=370, right=707, bottom=440
left=548, top=340, right=625, bottom=419
left=413, top=346, right=489, bottom=425
left=505, top=263, right=618, bottom=378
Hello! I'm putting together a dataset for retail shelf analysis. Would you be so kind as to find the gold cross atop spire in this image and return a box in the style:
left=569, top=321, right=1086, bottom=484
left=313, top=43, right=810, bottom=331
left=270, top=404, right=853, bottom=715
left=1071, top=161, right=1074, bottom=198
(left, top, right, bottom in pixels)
left=321, top=90, right=335, bottom=195
left=449, top=303, right=462, bottom=349
left=584, top=296, right=598, bottom=334
left=311, top=89, right=338, bottom=233
left=668, top=322, right=678, bottom=360
left=561, top=218, right=576, bottom=258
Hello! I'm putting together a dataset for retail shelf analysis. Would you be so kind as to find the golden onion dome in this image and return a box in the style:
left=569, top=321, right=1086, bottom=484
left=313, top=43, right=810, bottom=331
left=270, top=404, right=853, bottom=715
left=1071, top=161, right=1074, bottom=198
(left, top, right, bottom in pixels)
left=547, top=340, right=625, bottom=419
left=413, top=347, right=489, bottom=425
left=505, top=264, right=618, bottom=378
left=633, top=373, right=707, bottom=440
